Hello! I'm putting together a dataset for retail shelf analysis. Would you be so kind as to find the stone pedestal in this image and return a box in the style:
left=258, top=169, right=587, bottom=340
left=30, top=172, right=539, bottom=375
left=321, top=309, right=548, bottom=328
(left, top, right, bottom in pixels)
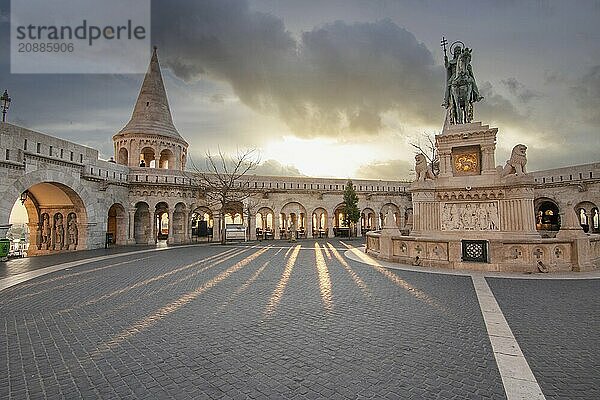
left=378, top=209, right=402, bottom=260
left=411, top=121, right=537, bottom=241
left=367, top=120, right=597, bottom=272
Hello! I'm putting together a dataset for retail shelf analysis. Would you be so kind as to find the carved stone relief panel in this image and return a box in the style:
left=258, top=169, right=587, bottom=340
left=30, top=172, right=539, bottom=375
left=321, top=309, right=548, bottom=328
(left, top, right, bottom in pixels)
left=441, top=202, right=499, bottom=231
left=427, top=242, right=448, bottom=260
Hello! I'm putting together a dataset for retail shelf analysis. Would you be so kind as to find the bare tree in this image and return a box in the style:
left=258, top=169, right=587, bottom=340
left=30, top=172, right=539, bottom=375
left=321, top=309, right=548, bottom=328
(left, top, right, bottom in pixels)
left=191, top=148, right=260, bottom=244
left=410, top=133, right=439, bottom=176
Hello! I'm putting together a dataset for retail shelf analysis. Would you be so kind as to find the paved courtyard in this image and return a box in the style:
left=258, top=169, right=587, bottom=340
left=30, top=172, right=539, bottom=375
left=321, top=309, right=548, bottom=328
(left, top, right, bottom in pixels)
left=0, top=239, right=598, bottom=399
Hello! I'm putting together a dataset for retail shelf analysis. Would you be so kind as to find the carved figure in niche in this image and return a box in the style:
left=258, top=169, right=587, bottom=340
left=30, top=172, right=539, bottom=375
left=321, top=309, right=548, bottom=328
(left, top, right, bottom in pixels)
left=441, top=205, right=451, bottom=230
left=500, top=144, right=527, bottom=177
left=414, top=153, right=435, bottom=182
left=488, top=203, right=499, bottom=230
left=461, top=204, right=475, bottom=229
left=54, top=213, right=64, bottom=250
left=476, top=204, right=489, bottom=230
left=41, top=213, right=51, bottom=249
left=67, top=213, right=78, bottom=249
left=449, top=204, right=459, bottom=229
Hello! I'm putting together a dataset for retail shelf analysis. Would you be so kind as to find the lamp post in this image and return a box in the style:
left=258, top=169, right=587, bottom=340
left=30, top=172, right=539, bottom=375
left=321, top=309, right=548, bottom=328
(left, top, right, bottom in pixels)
left=1, top=90, right=11, bottom=122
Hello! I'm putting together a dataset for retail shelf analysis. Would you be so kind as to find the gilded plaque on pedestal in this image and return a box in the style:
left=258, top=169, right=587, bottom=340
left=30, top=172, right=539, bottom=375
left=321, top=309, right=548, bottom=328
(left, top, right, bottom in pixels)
left=452, top=145, right=481, bottom=175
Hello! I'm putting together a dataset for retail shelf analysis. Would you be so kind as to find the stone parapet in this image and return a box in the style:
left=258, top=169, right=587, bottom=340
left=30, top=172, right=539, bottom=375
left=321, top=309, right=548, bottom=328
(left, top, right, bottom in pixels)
left=366, top=231, right=600, bottom=272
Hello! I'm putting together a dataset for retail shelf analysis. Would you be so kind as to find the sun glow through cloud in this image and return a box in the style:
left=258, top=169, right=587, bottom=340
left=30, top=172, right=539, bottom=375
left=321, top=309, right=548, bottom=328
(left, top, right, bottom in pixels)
left=262, top=136, right=382, bottom=178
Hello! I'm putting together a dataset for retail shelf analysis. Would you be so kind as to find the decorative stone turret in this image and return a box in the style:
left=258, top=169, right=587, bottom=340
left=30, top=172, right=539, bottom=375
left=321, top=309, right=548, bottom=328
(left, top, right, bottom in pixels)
left=113, top=47, right=188, bottom=170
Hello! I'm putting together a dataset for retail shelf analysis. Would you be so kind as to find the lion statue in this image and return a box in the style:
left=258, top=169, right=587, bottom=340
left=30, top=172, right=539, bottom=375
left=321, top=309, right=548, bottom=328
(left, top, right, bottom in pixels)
left=415, top=153, right=435, bottom=181
left=499, top=144, right=527, bottom=177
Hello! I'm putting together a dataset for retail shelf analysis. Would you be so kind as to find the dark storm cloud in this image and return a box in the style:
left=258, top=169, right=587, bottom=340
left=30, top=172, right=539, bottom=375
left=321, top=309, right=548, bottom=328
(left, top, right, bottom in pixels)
left=152, top=0, right=443, bottom=137
left=501, top=78, right=541, bottom=103
left=476, top=81, right=526, bottom=126
left=571, top=65, right=600, bottom=124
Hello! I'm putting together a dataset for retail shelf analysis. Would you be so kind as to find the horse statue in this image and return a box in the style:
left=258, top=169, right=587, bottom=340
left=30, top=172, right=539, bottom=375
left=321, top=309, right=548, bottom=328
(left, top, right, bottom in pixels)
left=441, top=38, right=483, bottom=125
left=449, top=48, right=475, bottom=124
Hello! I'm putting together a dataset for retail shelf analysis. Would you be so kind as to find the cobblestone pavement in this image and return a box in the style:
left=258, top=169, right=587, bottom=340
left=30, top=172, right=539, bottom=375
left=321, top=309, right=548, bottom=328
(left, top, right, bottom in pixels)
left=488, top=278, right=600, bottom=400
left=0, top=239, right=505, bottom=399
left=1, top=240, right=212, bottom=279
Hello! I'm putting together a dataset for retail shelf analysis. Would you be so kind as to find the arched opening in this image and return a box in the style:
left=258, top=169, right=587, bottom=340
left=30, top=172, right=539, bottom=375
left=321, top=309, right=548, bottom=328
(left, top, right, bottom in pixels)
left=311, top=207, right=328, bottom=238
left=281, top=202, right=307, bottom=240
left=8, top=199, right=30, bottom=258
left=256, top=207, right=275, bottom=240
left=139, top=147, right=155, bottom=168
left=117, top=147, right=129, bottom=165
left=155, top=202, right=169, bottom=241
left=579, top=209, right=588, bottom=232
left=223, top=202, right=245, bottom=241
left=191, top=206, right=213, bottom=240
left=8, top=182, right=87, bottom=256
left=107, top=203, right=126, bottom=246
left=535, top=199, right=560, bottom=234
left=592, top=208, right=600, bottom=233
left=224, top=201, right=244, bottom=225
left=333, top=203, right=349, bottom=237
left=159, top=149, right=175, bottom=170
left=134, top=202, right=150, bottom=244
left=575, top=201, right=597, bottom=233
left=361, top=207, right=376, bottom=235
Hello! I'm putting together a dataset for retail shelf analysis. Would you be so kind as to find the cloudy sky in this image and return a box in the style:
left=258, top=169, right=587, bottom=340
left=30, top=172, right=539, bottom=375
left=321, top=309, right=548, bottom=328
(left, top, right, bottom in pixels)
left=0, top=0, right=599, bottom=180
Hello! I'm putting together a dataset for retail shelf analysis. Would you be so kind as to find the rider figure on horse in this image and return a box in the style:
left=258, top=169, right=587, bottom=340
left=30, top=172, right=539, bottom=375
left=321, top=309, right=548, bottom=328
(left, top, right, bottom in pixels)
left=441, top=40, right=484, bottom=124
left=443, top=45, right=483, bottom=109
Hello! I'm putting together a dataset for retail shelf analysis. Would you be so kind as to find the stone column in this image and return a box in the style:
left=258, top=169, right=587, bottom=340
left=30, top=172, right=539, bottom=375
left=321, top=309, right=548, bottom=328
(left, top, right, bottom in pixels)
left=148, top=211, right=156, bottom=245
left=438, top=150, right=452, bottom=177
left=167, top=209, right=174, bottom=244
left=248, top=214, right=256, bottom=241
left=306, top=213, right=313, bottom=240
left=27, top=222, right=40, bottom=253
left=183, top=210, right=190, bottom=243
left=356, top=220, right=362, bottom=237
left=128, top=209, right=136, bottom=244
left=212, top=212, right=221, bottom=242
left=274, top=213, right=281, bottom=240
left=481, top=144, right=496, bottom=174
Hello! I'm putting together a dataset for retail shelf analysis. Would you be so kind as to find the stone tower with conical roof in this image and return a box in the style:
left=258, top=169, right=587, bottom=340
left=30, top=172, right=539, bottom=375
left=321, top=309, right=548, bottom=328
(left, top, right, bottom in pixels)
left=113, top=47, right=188, bottom=170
